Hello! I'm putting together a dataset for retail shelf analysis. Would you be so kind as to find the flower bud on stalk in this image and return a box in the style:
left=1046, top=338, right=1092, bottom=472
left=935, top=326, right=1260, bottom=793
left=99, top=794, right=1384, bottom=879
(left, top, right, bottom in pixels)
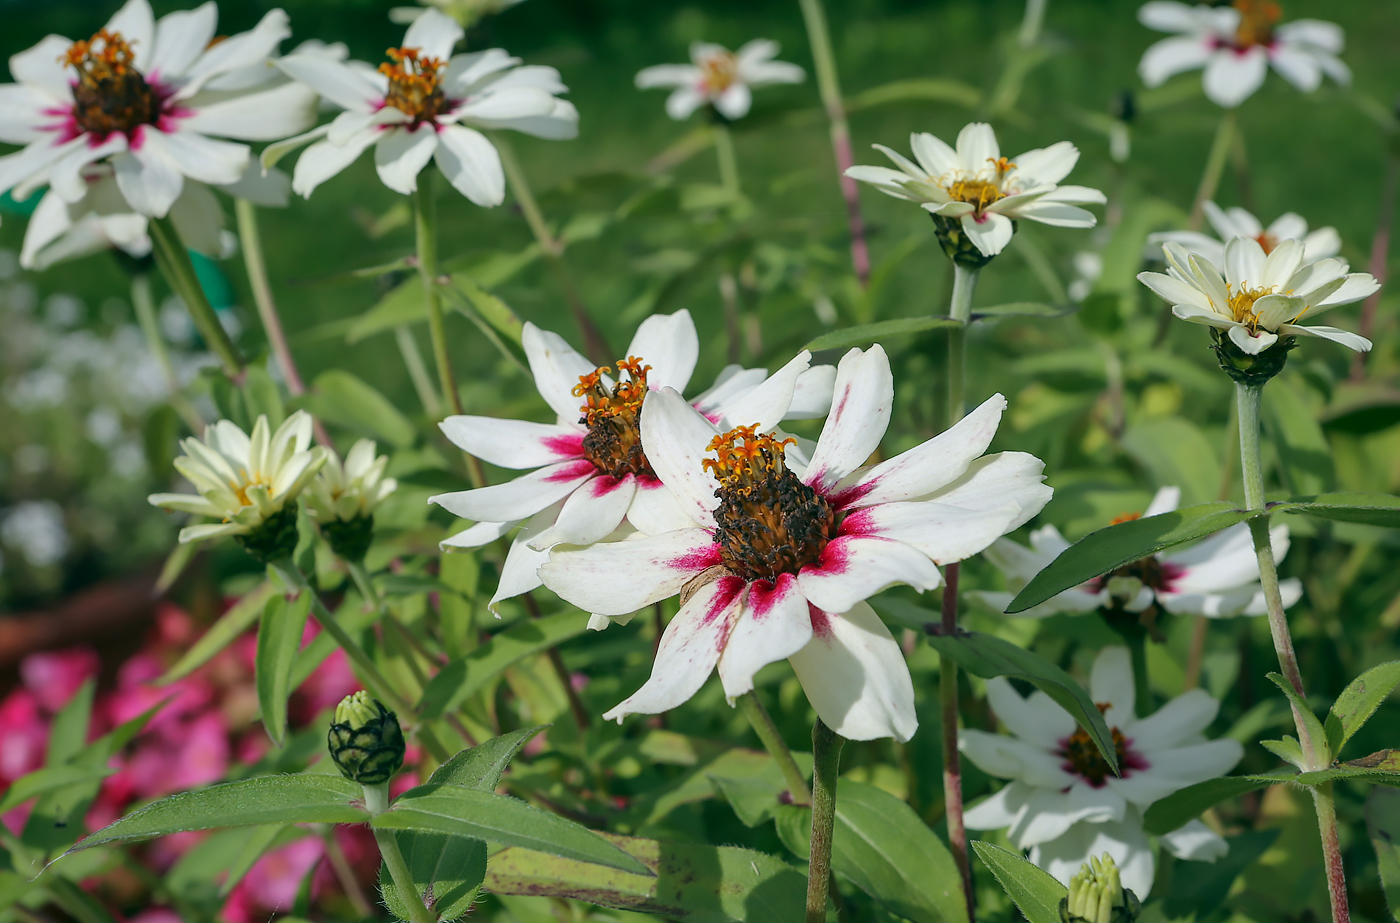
left=329, top=691, right=406, bottom=787
left=1209, top=328, right=1295, bottom=387
left=1060, top=854, right=1141, bottom=923
left=306, top=439, right=397, bottom=562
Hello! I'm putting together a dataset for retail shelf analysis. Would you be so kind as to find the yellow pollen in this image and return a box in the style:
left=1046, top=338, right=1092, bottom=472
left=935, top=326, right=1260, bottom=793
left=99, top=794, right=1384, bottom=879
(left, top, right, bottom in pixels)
left=698, top=51, right=739, bottom=95
left=379, top=47, right=448, bottom=123
left=703, top=426, right=795, bottom=483
left=1233, top=0, right=1282, bottom=49
left=989, top=156, right=1017, bottom=174
left=63, top=30, right=160, bottom=136
left=1226, top=283, right=1274, bottom=329
left=573, top=357, right=654, bottom=479
left=946, top=178, right=1004, bottom=214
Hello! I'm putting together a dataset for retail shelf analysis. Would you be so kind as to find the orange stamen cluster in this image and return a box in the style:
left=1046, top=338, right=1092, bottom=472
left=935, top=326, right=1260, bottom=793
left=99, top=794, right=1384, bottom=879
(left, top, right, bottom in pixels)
left=989, top=156, right=1017, bottom=174
left=573, top=358, right=654, bottom=479
left=698, top=50, right=739, bottom=95
left=63, top=30, right=159, bottom=136
left=702, top=425, right=795, bottom=483
left=1233, top=0, right=1282, bottom=49
left=380, top=47, right=448, bottom=124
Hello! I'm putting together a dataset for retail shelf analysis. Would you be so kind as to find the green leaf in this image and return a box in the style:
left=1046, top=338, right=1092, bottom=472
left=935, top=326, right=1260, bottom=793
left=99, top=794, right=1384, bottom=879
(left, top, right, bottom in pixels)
left=970, top=302, right=1073, bottom=321
left=429, top=727, right=546, bottom=790
left=484, top=834, right=805, bottom=921
left=256, top=590, right=311, bottom=747
left=418, top=612, right=586, bottom=719
left=970, top=841, right=1066, bottom=923
left=1260, top=736, right=1308, bottom=769
left=1298, top=749, right=1400, bottom=786
left=307, top=370, right=417, bottom=448
left=1366, top=787, right=1400, bottom=920
left=446, top=275, right=524, bottom=345
left=1265, top=376, right=1334, bottom=495
left=846, top=77, right=981, bottom=111
left=1120, top=416, right=1221, bottom=506
left=804, top=316, right=962, bottom=352
left=1266, top=673, right=1330, bottom=769
left=68, top=775, right=369, bottom=851
left=160, top=583, right=275, bottom=683
left=0, top=766, right=117, bottom=815
left=46, top=679, right=95, bottom=766
left=374, top=784, right=649, bottom=875
left=1007, top=502, right=1258, bottom=613
left=1283, top=492, right=1400, bottom=529
left=1325, top=661, right=1400, bottom=759
left=1143, top=773, right=1288, bottom=836
left=241, top=364, right=285, bottom=428
left=346, top=275, right=425, bottom=344
left=925, top=631, right=1118, bottom=773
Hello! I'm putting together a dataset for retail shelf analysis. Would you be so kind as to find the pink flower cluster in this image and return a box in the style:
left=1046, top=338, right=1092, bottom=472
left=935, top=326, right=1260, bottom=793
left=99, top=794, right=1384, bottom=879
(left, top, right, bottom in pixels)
left=0, top=600, right=378, bottom=921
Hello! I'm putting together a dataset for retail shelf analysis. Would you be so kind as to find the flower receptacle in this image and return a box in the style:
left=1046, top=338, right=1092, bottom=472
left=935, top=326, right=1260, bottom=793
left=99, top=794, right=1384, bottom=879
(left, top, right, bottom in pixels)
left=234, top=504, right=301, bottom=565
left=328, top=691, right=406, bottom=786
left=1209, top=327, right=1295, bottom=386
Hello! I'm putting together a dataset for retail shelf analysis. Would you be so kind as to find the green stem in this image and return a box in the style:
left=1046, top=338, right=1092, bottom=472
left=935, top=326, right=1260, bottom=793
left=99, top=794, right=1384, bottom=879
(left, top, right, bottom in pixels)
left=322, top=825, right=375, bottom=919
left=495, top=135, right=611, bottom=364
left=1189, top=109, right=1236, bottom=231
left=805, top=719, right=844, bottom=923
left=1312, top=783, right=1353, bottom=923
left=148, top=217, right=244, bottom=377
left=364, top=783, right=436, bottom=923
left=738, top=692, right=812, bottom=806
left=1127, top=628, right=1151, bottom=718
left=1018, top=0, right=1049, bottom=47
left=131, top=273, right=204, bottom=432
left=713, top=122, right=741, bottom=194
left=395, top=325, right=443, bottom=419
left=415, top=172, right=462, bottom=416
left=235, top=199, right=302, bottom=395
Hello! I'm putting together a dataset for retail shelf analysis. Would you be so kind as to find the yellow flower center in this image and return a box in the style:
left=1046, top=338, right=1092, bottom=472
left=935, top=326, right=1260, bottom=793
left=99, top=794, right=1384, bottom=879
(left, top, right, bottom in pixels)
left=379, top=47, right=448, bottom=124
left=698, top=51, right=739, bottom=95
left=1232, top=0, right=1281, bottom=49
left=573, top=357, right=655, bottom=479
left=947, top=179, right=1004, bottom=214
left=703, top=426, right=841, bottom=582
left=63, top=30, right=160, bottom=137
left=1227, top=283, right=1275, bottom=329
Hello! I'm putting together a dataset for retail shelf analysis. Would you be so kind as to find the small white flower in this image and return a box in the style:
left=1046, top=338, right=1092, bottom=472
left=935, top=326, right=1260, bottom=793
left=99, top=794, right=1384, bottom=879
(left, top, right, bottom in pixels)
left=149, top=410, right=328, bottom=544
left=1032, top=809, right=1228, bottom=900
left=268, top=10, right=577, bottom=204
left=538, top=345, right=1052, bottom=741
left=962, top=646, right=1241, bottom=896
left=307, top=438, right=398, bottom=523
left=845, top=123, right=1106, bottom=259
left=975, top=486, right=1303, bottom=619
left=1148, top=200, right=1341, bottom=270
left=1138, top=237, right=1380, bottom=354
left=636, top=40, right=804, bottom=121
left=0, top=0, right=316, bottom=218
left=1138, top=0, right=1349, bottom=108
left=429, top=309, right=836, bottom=615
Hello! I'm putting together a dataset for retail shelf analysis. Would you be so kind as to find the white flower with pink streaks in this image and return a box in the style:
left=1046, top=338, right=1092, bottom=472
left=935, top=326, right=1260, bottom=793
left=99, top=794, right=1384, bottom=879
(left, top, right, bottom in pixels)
left=429, top=309, right=835, bottom=615
left=539, top=345, right=1052, bottom=741
left=0, top=0, right=316, bottom=218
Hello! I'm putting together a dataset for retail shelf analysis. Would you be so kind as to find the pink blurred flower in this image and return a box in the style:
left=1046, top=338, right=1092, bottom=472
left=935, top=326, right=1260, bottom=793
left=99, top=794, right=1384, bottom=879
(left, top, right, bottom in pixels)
left=21, top=647, right=99, bottom=713
left=225, top=836, right=325, bottom=921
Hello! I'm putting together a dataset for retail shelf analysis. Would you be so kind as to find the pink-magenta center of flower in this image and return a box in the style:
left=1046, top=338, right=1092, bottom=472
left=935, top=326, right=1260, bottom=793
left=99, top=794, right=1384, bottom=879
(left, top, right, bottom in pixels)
left=64, top=30, right=161, bottom=137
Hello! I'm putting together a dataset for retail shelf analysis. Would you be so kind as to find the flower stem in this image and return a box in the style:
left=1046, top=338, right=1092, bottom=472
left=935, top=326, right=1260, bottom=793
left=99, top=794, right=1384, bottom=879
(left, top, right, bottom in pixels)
left=1188, top=109, right=1236, bottom=231
left=1127, top=627, right=1151, bottom=717
left=415, top=171, right=462, bottom=416
left=713, top=122, right=741, bottom=195
left=130, top=273, right=204, bottom=432
left=495, top=135, right=611, bottom=364
left=805, top=718, right=844, bottom=923
left=1018, top=0, right=1049, bottom=47
left=1237, top=382, right=1350, bottom=922
left=738, top=692, right=812, bottom=806
left=395, top=325, right=443, bottom=419
left=148, top=216, right=244, bottom=377
left=364, top=783, right=436, bottom=923
left=797, top=0, right=871, bottom=288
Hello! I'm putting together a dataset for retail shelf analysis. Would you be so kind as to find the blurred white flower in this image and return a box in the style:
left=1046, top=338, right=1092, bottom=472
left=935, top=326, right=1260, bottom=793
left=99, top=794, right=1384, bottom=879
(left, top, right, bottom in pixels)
left=1139, top=237, right=1380, bottom=354
left=0, top=0, right=316, bottom=218
left=1068, top=251, right=1104, bottom=303
left=389, top=0, right=528, bottom=27
left=974, top=486, right=1303, bottom=619
left=1, top=500, right=70, bottom=567
left=846, top=123, right=1105, bottom=259
left=1148, top=200, right=1340, bottom=270
left=962, top=646, right=1240, bottom=896
left=1138, top=1, right=1349, bottom=108
left=306, top=439, right=398, bottom=524
left=269, top=10, right=577, bottom=204
left=636, top=40, right=804, bottom=121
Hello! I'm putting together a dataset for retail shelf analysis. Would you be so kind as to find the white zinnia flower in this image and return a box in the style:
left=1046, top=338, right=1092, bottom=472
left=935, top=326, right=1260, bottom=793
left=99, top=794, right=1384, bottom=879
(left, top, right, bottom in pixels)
left=268, top=10, right=577, bottom=204
left=429, top=309, right=836, bottom=615
left=1147, top=200, right=1341, bottom=270
left=306, top=439, right=398, bottom=524
left=538, top=345, right=1053, bottom=741
left=845, top=123, right=1106, bottom=259
left=962, top=646, right=1241, bottom=896
left=1138, top=1, right=1349, bottom=108
left=0, top=0, right=316, bottom=218
left=1139, top=237, right=1380, bottom=354
left=636, top=40, right=804, bottom=121
left=975, top=486, right=1303, bottom=620
left=149, top=410, right=327, bottom=544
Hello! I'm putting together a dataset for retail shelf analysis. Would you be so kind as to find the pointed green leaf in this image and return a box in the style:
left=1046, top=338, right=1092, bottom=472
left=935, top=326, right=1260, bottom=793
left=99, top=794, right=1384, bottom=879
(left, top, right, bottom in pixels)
left=346, top=275, right=425, bottom=344
left=1298, top=749, right=1400, bottom=786
left=804, top=316, right=962, bottom=352
left=0, top=766, right=117, bottom=815
left=1283, top=492, right=1400, bottom=529
left=926, top=630, right=1118, bottom=773
left=1007, top=503, right=1258, bottom=613
left=1143, top=773, right=1290, bottom=836
left=1366, top=787, right=1400, bottom=919
left=67, top=775, right=369, bottom=851
left=845, top=77, right=982, bottom=111
left=971, top=841, right=1065, bottom=923
left=46, top=679, right=95, bottom=766
left=375, top=784, right=649, bottom=875
left=428, top=727, right=546, bottom=790
left=1260, top=737, right=1308, bottom=769
left=307, top=370, right=417, bottom=448
left=418, top=612, right=586, bottom=719
left=1325, top=661, right=1400, bottom=759
left=256, top=590, right=311, bottom=747
left=445, top=275, right=524, bottom=346
left=1266, top=673, right=1330, bottom=768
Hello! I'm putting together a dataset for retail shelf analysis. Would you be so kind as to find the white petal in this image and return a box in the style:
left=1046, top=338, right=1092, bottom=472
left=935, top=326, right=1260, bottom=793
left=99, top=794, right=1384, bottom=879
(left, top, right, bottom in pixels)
left=1139, top=35, right=1213, bottom=86
left=788, top=365, right=837, bottom=419
left=528, top=474, right=637, bottom=549
left=0, top=137, right=74, bottom=202
left=713, top=83, right=752, bottom=120
left=602, top=575, right=746, bottom=722
left=1090, top=646, right=1136, bottom=726
left=1109, top=740, right=1242, bottom=806
left=182, top=82, right=319, bottom=141
left=429, top=459, right=595, bottom=522
left=49, top=134, right=128, bottom=202
left=1029, top=812, right=1155, bottom=897
left=638, top=388, right=720, bottom=529
left=960, top=730, right=1077, bottom=789
left=984, top=678, right=1075, bottom=750
left=402, top=8, right=463, bottom=61
left=926, top=452, right=1052, bottom=532
left=1277, top=19, right=1345, bottom=54
left=434, top=124, right=503, bottom=206
left=1128, top=689, right=1219, bottom=748
left=1138, top=0, right=1214, bottom=33
left=1160, top=819, right=1229, bottom=862
left=1015, top=784, right=1127, bottom=848
left=485, top=97, right=578, bottom=140
left=148, top=2, right=217, bottom=78
left=955, top=122, right=999, bottom=170
left=1283, top=324, right=1371, bottom=352
left=789, top=601, right=917, bottom=742
left=113, top=144, right=184, bottom=218
left=625, top=309, right=698, bottom=393
left=1315, top=273, right=1381, bottom=308
left=711, top=351, right=811, bottom=431
left=625, top=479, right=698, bottom=535
left=440, top=518, right=517, bottom=549
left=143, top=128, right=249, bottom=186
left=842, top=499, right=1020, bottom=566
left=664, top=86, right=706, bottom=120
left=796, top=535, right=943, bottom=614
left=539, top=528, right=719, bottom=616
left=107, top=0, right=156, bottom=67
left=178, top=9, right=292, bottom=96
left=803, top=346, right=893, bottom=493
left=0, top=84, right=61, bottom=145
left=275, top=54, right=382, bottom=112
left=908, top=131, right=959, bottom=177
left=1269, top=44, right=1322, bottom=92
left=439, top=415, right=583, bottom=469
left=1228, top=323, right=1277, bottom=355
left=717, top=574, right=814, bottom=699
left=523, top=322, right=595, bottom=419
left=1009, top=141, right=1079, bottom=186
left=486, top=508, right=556, bottom=615
left=292, top=132, right=376, bottom=198
left=1144, top=486, right=1182, bottom=517
left=375, top=124, right=438, bottom=194
left=961, top=212, right=1015, bottom=257
left=635, top=64, right=699, bottom=89
left=1009, top=200, right=1098, bottom=229
left=1202, top=48, right=1268, bottom=108
left=963, top=783, right=1027, bottom=831
left=11, top=36, right=77, bottom=98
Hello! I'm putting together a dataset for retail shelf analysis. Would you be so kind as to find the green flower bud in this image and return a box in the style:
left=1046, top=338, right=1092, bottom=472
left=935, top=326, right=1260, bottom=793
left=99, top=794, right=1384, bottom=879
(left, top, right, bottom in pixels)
left=1060, top=854, right=1141, bottom=923
left=328, top=691, right=406, bottom=785
left=320, top=513, right=376, bottom=562
left=1209, top=327, right=1295, bottom=387
left=233, top=503, right=301, bottom=565
left=931, top=213, right=1012, bottom=270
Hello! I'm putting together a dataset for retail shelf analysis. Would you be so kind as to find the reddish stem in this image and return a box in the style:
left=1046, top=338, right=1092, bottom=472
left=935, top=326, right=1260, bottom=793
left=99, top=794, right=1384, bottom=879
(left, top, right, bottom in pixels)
left=940, top=562, right=974, bottom=919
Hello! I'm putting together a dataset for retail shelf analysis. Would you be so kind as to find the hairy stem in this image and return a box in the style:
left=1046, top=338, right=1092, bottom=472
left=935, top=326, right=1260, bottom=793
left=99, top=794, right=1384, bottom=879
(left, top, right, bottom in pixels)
left=1189, top=109, right=1236, bottom=231
left=365, top=783, right=436, bottom=923
left=797, top=0, right=870, bottom=288
left=130, top=273, right=204, bottom=432
left=149, top=217, right=244, bottom=377
left=415, top=172, right=462, bottom=415
left=805, top=719, right=844, bottom=923
left=739, top=692, right=812, bottom=805
left=1312, top=783, right=1352, bottom=923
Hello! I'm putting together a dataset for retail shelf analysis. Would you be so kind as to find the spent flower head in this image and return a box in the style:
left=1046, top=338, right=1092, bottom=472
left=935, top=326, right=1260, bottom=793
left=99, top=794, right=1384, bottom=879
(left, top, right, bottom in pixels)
left=635, top=40, right=804, bottom=121
left=328, top=691, right=405, bottom=786
left=846, top=123, right=1105, bottom=266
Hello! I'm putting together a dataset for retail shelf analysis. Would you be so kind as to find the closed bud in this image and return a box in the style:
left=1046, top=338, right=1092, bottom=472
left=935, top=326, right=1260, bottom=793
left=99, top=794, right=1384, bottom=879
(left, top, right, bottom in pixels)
left=1060, top=854, right=1141, bottom=923
left=1209, top=327, right=1294, bottom=386
left=328, top=691, right=406, bottom=785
